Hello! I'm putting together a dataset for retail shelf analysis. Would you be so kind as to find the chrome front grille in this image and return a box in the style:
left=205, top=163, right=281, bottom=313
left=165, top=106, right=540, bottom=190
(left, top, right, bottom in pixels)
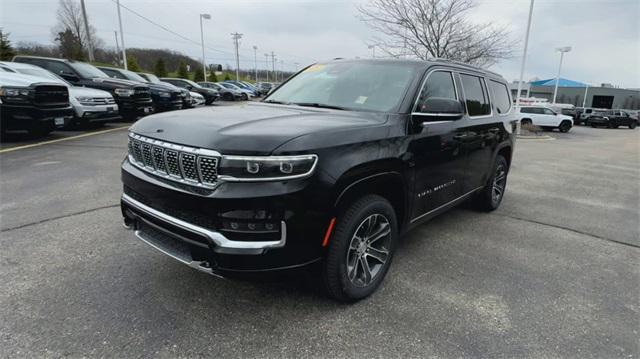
left=127, top=133, right=220, bottom=189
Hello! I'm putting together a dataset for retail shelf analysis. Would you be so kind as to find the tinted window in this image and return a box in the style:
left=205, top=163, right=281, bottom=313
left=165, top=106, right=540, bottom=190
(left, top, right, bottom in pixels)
left=414, top=71, right=456, bottom=112
left=101, top=68, right=126, bottom=79
left=460, top=74, right=490, bottom=116
left=520, top=107, right=533, bottom=114
left=46, top=61, right=75, bottom=76
left=489, top=80, right=511, bottom=114
left=543, top=108, right=555, bottom=115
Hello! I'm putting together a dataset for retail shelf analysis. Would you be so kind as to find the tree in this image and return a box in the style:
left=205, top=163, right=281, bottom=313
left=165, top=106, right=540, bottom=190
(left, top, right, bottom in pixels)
left=193, top=67, right=204, bottom=82
left=53, top=0, right=103, bottom=60
left=177, top=61, right=189, bottom=79
left=0, top=29, right=16, bottom=61
left=209, top=72, right=218, bottom=82
left=127, top=55, right=141, bottom=72
left=154, top=58, right=167, bottom=77
left=224, top=72, right=231, bottom=81
left=357, top=0, right=515, bottom=67
left=55, top=28, right=85, bottom=60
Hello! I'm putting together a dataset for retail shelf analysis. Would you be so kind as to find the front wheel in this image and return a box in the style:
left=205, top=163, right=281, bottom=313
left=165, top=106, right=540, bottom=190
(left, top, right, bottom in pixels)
left=629, top=122, right=637, bottom=129
left=474, top=155, right=508, bottom=212
left=559, top=121, right=572, bottom=133
left=322, top=195, right=398, bottom=302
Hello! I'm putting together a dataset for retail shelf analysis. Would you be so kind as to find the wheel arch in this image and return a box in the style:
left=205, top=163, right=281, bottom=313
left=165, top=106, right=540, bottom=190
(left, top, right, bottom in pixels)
left=332, top=159, right=409, bottom=229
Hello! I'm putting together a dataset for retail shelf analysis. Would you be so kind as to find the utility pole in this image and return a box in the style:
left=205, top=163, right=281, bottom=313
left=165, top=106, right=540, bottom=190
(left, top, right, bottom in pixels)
left=231, top=32, right=243, bottom=81
left=199, top=14, right=211, bottom=82
left=553, top=46, right=572, bottom=104
left=116, top=0, right=127, bottom=69
left=582, top=85, right=589, bottom=108
left=114, top=31, right=121, bottom=65
left=80, top=0, right=94, bottom=61
left=264, top=53, right=269, bottom=82
left=280, top=60, right=284, bottom=81
left=253, top=45, right=258, bottom=82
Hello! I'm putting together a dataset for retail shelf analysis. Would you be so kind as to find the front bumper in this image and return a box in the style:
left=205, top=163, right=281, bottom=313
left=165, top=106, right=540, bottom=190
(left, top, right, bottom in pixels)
left=1, top=104, right=73, bottom=131
left=120, top=160, right=330, bottom=275
left=73, top=103, right=121, bottom=124
left=116, top=97, right=154, bottom=117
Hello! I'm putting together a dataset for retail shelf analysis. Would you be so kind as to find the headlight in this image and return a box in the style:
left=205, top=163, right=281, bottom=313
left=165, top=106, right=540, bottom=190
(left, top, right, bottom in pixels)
left=218, top=154, right=318, bottom=181
left=0, top=87, right=32, bottom=97
left=158, top=91, right=171, bottom=98
left=114, top=88, right=135, bottom=97
left=76, top=96, right=92, bottom=102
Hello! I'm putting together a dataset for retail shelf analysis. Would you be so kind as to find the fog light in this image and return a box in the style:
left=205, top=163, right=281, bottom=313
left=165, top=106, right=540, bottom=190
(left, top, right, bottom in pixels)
left=230, top=222, right=239, bottom=230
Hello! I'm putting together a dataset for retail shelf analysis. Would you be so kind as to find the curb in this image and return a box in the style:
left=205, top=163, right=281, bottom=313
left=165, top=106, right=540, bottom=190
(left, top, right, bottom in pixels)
left=516, top=135, right=556, bottom=141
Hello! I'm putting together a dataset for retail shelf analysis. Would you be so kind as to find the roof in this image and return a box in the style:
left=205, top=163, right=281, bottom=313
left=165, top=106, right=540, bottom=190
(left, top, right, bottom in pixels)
left=529, top=78, right=588, bottom=87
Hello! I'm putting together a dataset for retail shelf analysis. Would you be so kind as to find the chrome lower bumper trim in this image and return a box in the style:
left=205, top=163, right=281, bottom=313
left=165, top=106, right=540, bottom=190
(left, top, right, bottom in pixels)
left=121, top=193, right=286, bottom=255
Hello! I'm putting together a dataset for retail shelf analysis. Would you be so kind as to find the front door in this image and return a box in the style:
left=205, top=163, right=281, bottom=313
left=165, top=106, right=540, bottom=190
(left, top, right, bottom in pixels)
left=408, top=69, right=466, bottom=222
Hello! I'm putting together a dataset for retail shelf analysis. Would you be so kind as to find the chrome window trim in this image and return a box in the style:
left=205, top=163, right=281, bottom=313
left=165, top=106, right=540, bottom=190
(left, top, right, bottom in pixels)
left=122, top=193, right=286, bottom=255
left=412, top=69, right=460, bottom=115
left=457, top=72, right=494, bottom=119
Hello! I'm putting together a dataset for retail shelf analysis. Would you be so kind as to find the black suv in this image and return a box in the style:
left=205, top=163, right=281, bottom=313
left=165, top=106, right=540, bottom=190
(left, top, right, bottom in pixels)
left=159, top=78, right=219, bottom=105
left=97, top=67, right=183, bottom=112
left=588, top=109, right=638, bottom=129
left=121, top=59, right=516, bottom=301
left=13, top=56, right=154, bottom=120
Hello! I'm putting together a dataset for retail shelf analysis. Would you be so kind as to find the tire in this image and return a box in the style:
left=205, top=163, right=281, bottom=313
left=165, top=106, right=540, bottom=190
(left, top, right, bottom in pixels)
left=520, top=119, right=532, bottom=126
left=474, top=155, right=509, bottom=212
left=223, top=93, right=233, bottom=101
left=27, top=124, right=52, bottom=138
left=591, top=124, right=597, bottom=128
left=559, top=121, right=572, bottom=133
left=629, top=122, right=637, bottom=129
left=608, top=123, right=616, bottom=129
left=322, top=195, right=398, bottom=302
left=241, top=93, right=248, bottom=101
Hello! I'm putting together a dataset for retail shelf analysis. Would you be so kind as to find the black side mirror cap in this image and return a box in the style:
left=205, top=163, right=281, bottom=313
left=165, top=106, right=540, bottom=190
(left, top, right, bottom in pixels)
left=414, top=97, right=464, bottom=120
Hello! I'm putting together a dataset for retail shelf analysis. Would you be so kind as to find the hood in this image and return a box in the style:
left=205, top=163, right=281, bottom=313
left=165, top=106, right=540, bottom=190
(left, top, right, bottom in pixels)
left=129, top=102, right=387, bottom=155
left=69, top=86, right=112, bottom=98
left=0, top=72, right=63, bottom=87
left=147, top=82, right=180, bottom=93
left=90, top=77, right=148, bottom=89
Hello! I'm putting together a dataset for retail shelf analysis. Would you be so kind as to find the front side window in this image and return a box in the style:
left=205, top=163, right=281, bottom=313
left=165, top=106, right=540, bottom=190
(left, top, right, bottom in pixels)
left=102, top=68, right=126, bottom=79
left=489, top=80, right=511, bottom=114
left=460, top=74, right=491, bottom=116
left=543, top=108, right=555, bottom=115
left=265, top=61, right=418, bottom=112
left=46, top=61, right=75, bottom=76
left=414, top=71, right=456, bottom=113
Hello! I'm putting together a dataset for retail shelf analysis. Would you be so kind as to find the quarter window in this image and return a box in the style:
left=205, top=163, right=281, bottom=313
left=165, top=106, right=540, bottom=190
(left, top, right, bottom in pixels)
left=460, top=74, right=491, bottom=116
left=489, top=80, right=511, bottom=114
left=414, top=71, right=456, bottom=113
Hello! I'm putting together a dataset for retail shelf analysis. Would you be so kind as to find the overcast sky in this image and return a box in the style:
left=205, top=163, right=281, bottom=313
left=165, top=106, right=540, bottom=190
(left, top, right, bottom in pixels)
left=1, top=0, right=638, bottom=88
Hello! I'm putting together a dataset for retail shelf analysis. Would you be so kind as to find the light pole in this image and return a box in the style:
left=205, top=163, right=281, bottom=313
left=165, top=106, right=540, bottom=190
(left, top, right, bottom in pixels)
left=552, top=46, right=572, bottom=104
left=515, top=0, right=535, bottom=135
left=264, top=53, right=269, bottom=82
left=253, top=46, right=258, bottom=82
left=582, top=85, right=589, bottom=108
left=231, top=33, right=243, bottom=81
left=199, top=14, right=211, bottom=82
left=368, top=45, right=376, bottom=58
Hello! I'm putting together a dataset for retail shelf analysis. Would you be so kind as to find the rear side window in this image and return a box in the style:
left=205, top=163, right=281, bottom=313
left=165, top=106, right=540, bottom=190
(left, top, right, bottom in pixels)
left=46, top=61, right=74, bottom=76
left=460, top=74, right=490, bottom=116
left=414, top=71, right=457, bottom=112
left=520, top=107, right=533, bottom=114
left=489, top=80, right=511, bottom=114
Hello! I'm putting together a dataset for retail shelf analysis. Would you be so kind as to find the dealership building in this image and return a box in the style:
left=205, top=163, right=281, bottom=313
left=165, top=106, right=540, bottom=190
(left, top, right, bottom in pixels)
left=509, top=78, right=640, bottom=109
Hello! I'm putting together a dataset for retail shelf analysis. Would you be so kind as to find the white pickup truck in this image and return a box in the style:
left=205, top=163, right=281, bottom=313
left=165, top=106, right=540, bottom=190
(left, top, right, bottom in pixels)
left=517, top=105, right=574, bottom=133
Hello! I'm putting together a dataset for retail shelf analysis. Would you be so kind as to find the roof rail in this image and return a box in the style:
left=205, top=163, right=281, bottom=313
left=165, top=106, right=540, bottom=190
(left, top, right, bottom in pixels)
left=430, top=57, right=502, bottom=78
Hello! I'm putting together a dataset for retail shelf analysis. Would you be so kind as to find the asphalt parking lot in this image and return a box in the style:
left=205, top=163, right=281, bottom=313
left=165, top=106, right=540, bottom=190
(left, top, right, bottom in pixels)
left=0, top=112, right=638, bottom=357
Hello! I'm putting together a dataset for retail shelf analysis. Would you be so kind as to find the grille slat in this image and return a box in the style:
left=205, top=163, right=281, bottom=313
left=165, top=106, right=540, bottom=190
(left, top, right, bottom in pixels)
left=127, top=134, right=219, bottom=189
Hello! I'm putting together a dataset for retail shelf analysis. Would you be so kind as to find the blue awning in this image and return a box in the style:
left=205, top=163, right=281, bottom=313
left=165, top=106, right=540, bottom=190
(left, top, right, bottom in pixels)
left=529, top=78, right=588, bottom=87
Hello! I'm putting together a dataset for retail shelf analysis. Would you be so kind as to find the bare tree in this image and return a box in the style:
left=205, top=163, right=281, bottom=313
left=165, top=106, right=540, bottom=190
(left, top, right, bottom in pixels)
left=358, top=0, right=516, bottom=67
left=52, top=0, right=103, bottom=58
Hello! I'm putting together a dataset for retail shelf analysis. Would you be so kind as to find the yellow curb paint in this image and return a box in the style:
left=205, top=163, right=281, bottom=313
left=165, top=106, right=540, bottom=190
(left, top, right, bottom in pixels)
left=0, top=126, right=130, bottom=154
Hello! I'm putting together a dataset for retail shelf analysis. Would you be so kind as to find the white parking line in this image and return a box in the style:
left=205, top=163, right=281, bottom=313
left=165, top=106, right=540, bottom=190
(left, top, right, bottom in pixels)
left=0, top=126, right=130, bottom=154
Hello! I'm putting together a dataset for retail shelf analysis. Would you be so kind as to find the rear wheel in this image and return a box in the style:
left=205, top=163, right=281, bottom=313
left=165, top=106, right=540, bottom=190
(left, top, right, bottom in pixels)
left=223, top=93, right=234, bottom=101
left=322, top=195, right=397, bottom=302
left=629, top=122, right=637, bottom=129
left=474, top=155, right=508, bottom=212
left=520, top=118, right=532, bottom=126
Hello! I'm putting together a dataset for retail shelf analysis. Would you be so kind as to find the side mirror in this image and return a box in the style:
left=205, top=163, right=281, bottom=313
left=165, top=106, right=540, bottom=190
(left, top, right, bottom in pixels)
left=414, top=97, right=464, bottom=120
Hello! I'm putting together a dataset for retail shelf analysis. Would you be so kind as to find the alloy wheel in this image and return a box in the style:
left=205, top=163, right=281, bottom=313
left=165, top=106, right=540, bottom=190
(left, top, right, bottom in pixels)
left=492, top=163, right=507, bottom=204
left=346, top=214, right=391, bottom=287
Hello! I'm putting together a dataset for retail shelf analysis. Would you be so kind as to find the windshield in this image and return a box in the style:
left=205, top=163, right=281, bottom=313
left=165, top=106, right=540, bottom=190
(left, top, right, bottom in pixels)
left=16, top=68, right=70, bottom=85
left=145, top=73, right=161, bottom=83
left=220, top=83, right=239, bottom=90
left=121, top=69, right=147, bottom=82
left=70, top=62, right=108, bottom=78
left=265, top=62, right=417, bottom=112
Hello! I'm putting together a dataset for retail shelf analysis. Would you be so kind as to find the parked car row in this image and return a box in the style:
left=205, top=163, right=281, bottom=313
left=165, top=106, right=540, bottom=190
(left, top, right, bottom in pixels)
left=0, top=55, right=266, bottom=139
left=516, top=103, right=638, bottom=133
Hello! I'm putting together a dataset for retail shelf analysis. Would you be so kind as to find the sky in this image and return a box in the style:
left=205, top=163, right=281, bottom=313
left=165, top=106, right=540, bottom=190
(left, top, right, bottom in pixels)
left=1, top=0, right=639, bottom=88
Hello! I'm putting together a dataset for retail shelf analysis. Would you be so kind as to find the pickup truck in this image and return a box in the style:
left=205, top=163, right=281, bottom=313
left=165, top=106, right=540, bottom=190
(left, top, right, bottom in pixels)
left=121, top=59, right=516, bottom=301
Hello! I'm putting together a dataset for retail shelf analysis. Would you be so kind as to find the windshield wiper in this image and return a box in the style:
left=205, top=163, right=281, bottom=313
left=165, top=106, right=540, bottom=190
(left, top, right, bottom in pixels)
left=292, top=102, right=347, bottom=111
left=263, top=100, right=291, bottom=105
